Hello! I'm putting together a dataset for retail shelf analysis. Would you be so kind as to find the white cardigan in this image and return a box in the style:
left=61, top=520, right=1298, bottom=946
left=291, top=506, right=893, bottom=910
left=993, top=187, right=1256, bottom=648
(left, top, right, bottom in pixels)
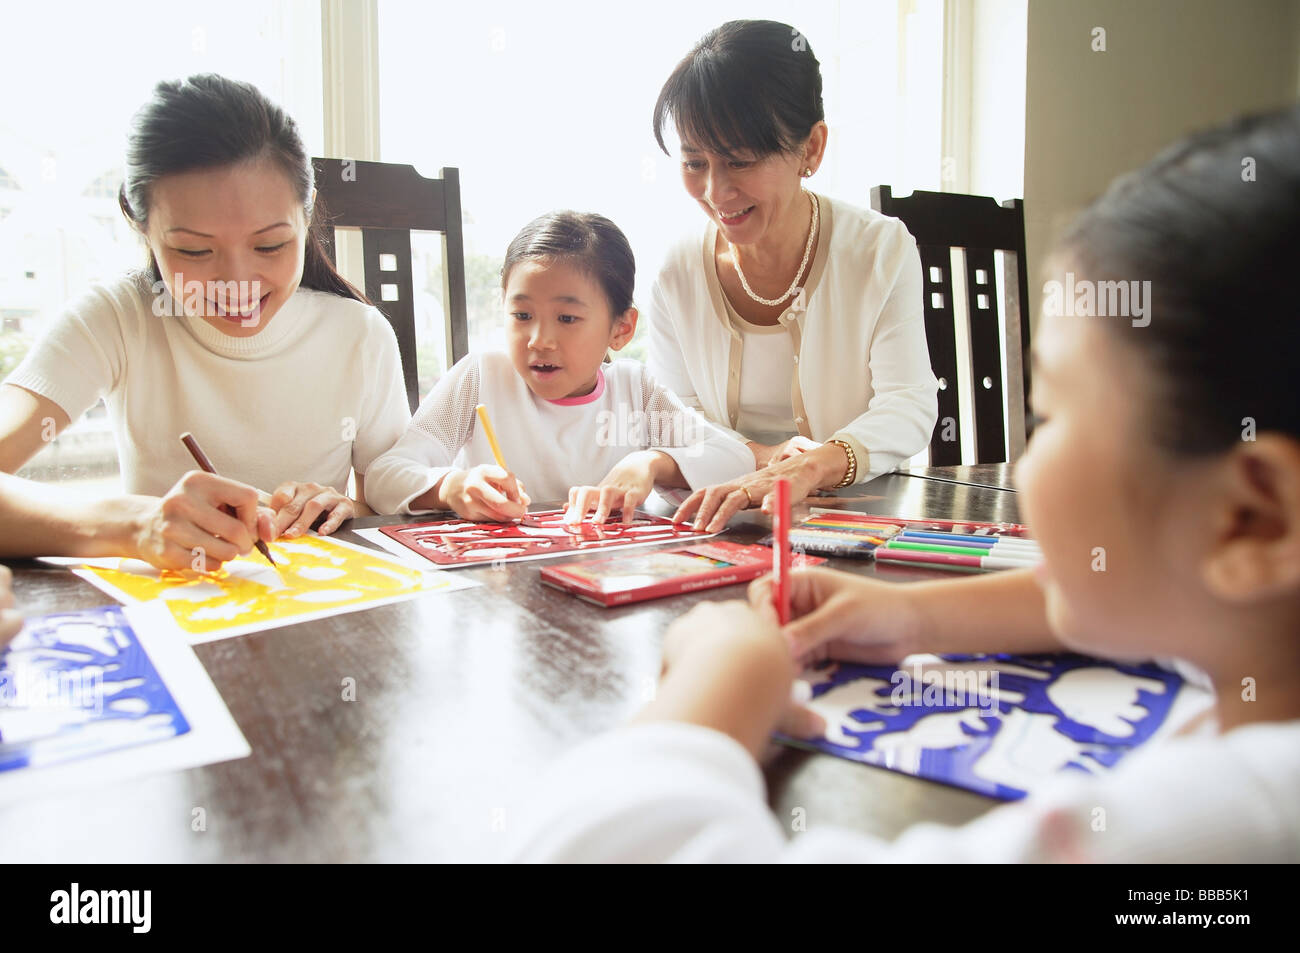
left=647, top=194, right=939, bottom=482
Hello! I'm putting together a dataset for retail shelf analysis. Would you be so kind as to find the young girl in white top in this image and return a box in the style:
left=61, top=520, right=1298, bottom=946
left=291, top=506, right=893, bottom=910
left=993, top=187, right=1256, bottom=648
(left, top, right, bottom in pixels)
left=511, top=105, right=1300, bottom=862
left=0, top=75, right=409, bottom=570
left=364, top=212, right=753, bottom=522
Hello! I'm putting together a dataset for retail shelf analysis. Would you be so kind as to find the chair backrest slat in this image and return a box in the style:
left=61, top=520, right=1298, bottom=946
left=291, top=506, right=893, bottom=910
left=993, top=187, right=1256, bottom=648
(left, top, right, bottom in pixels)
left=360, top=227, right=418, bottom=410
left=871, top=185, right=1032, bottom=465
left=964, top=246, right=1007, bottom=463
left=917, top=244, right=961, bottom=466
left=311, top=158, right=469, bottom=413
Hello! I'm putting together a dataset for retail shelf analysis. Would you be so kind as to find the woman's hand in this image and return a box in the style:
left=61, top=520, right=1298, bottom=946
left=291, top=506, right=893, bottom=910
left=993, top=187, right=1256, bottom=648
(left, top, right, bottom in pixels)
left=437, top=465, right=530, bottom=522
left=672, top=443, right=842, bottom=532
left=748, top=567, right=924, bottom=666
left=1, top=563, right=23, bottom=647
left=131, top=471, right=275, bottom=572
left=270, top=482, right=355, bottom=537
left=566, top=450, right=670, bottom=525
left=634, top=600, right=824, bottom=759
left=748, top=435, right=822, bottom=469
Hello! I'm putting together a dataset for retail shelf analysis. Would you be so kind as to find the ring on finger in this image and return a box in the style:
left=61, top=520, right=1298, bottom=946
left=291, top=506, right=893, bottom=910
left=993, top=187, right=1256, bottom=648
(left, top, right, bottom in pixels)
left=741, top=486, right=754, bottom=509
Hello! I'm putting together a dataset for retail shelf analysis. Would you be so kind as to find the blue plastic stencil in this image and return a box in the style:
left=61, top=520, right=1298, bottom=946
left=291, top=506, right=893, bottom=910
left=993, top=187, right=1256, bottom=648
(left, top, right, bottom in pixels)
left=0, top=605, right=190, bottom=772
left=780, top=653, right=1184, bottom=800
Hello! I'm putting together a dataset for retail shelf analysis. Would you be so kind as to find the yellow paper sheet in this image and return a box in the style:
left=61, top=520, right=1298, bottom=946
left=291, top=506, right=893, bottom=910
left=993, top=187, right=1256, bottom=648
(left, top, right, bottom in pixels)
left=77, top=535, right=468, bottom=641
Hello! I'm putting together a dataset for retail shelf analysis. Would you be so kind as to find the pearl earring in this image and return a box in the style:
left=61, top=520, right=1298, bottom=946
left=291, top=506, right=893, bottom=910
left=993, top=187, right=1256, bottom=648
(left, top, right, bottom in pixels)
left=802, top=168, right=813, bottom=177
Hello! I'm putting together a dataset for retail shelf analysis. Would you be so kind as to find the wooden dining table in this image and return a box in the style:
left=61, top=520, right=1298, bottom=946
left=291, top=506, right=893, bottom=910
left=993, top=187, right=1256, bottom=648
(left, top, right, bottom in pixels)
left=1, top=465, right=1024, bottom=862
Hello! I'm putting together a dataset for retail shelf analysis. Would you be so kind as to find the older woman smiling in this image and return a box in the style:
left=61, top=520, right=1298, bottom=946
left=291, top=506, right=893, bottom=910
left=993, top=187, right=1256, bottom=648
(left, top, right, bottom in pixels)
left=648, top=20, right=939, bottom=531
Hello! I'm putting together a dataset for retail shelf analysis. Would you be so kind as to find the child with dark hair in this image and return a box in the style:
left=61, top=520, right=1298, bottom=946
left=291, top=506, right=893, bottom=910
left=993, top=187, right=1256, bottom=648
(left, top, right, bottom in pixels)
left=513, top=105, right=1300, bottom=862
left=365, top=211, right=752, bottom=522
left=0, top=75, right=409, bottom=568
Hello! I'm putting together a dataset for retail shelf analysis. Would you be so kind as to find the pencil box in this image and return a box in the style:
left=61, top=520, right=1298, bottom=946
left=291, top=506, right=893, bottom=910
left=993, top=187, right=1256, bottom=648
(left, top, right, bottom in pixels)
left=759, top=510, right=1029, bottom=559
left=539, top=541, right=825, bottom=607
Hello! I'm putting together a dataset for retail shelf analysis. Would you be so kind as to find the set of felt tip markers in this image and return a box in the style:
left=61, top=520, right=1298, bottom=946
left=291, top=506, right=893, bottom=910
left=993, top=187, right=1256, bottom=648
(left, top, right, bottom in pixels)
left=761, top=508, right=1036, bottom=573
left=873, top=530, right=1041, bottom=572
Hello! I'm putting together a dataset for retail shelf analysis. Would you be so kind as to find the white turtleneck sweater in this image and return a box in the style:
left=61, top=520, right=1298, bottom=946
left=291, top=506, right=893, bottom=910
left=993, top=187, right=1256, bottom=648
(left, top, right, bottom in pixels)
left=5, top=273, right=410, bottom=496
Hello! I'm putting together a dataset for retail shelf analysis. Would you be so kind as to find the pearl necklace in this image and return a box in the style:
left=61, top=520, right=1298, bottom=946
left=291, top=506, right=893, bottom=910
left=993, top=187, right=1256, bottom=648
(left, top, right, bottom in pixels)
left=728, top=190, right=818, bottom=307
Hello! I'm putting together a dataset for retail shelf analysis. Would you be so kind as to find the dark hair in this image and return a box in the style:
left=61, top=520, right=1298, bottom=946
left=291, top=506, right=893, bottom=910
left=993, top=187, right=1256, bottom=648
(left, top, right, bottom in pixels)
left=1057, top=103, right=1300, bottom=456
left=500, top=211, right=635, bottom=316
left=653, top=19, right=824, bottom=160
left=118, top=73, right=366, bottom=303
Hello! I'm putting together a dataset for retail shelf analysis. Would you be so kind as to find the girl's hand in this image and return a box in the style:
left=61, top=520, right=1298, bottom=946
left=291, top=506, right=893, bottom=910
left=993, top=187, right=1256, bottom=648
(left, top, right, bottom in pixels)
left=438, top=465, right=530, bottom=522
left=1, top=563, right=23, bottom=647
left=565, top=450, right=664, bottom=525
left=635, top=600, right=824, bottom=759
left=270, top=482, right=355, bottom=537
left=748, top=567, right=924, bottom=666
left=132, top=471, right=276, bottom=572
left=671, top=448, right=827, bottom=533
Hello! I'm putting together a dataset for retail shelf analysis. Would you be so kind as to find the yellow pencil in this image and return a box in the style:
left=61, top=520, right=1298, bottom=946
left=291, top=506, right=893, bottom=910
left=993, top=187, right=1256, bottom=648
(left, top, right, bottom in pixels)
left=475, top=404, right=508, bottom=470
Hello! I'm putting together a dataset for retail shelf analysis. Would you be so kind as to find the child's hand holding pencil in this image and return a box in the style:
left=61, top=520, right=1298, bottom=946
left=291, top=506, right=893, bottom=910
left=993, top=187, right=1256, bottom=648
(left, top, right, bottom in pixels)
left=435, top=465, right=531, bottom=523
left=429, top=403, right=531, bottom=523
left=634, top=600, right=825, bottom=760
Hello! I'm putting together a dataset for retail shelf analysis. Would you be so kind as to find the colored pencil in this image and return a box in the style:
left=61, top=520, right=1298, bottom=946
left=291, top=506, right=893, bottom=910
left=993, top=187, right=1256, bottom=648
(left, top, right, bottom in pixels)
left=791, top=527, right=894, bottom=543
left=179, top=432, right=277, bottom=569
left=773, top=478, right=791, bottom=624
left=895, top=529, right=1038, bottom=548
left=807, top=508, right=1028, bottom=535
left=475, top=404, right=508, bottom=470
left=884, top=540, right=1042, bottom=559
left=876, top=548, right=1038, bottom=571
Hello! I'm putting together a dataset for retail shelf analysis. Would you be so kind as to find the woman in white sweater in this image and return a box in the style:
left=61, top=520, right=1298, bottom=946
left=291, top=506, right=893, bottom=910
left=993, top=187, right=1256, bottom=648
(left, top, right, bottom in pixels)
left=648, top=20, right=938, bottom=532
left=0, top=75, right=409, bottom=570
left=512, top=106, right=1300, bottom=863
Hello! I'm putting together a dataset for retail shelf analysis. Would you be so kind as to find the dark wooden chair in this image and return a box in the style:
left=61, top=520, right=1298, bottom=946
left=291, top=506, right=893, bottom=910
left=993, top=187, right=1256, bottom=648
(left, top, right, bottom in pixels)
left=870, top=185, right=1031, bottom=466
left=311, top=159, right=468, bottom=412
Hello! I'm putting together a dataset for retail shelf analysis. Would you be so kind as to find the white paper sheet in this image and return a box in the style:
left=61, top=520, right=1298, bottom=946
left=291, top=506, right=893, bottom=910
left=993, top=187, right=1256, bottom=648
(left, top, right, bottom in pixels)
left=0, top=603, right=250, bottom=806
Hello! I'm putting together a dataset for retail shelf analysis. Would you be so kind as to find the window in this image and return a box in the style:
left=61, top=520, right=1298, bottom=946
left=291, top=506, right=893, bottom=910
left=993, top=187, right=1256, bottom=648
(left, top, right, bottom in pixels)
left=378, top=0, right=944, bottom=397
left=0, top=1, right=322, bottom=494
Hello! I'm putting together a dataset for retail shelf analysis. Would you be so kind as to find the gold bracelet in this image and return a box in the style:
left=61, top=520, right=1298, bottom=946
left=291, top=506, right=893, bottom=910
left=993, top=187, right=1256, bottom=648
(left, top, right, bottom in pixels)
left=826, top=439, right=857, bottom=488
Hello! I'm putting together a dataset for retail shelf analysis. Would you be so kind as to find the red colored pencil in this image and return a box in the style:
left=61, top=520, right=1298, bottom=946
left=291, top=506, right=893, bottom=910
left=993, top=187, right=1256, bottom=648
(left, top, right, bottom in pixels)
left=773, top=478, right=791, bottom=624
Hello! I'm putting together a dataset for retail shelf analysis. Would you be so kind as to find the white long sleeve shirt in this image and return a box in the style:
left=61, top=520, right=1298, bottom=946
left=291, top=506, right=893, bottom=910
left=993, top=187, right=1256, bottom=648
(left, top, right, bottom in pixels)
left=647, top=193, right=939, bottom=482
left=363, top=351, right=755, bottom=513
left=510, top=717, right=1300, bottom=863
left=4, top=274, right=410, bottom=496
